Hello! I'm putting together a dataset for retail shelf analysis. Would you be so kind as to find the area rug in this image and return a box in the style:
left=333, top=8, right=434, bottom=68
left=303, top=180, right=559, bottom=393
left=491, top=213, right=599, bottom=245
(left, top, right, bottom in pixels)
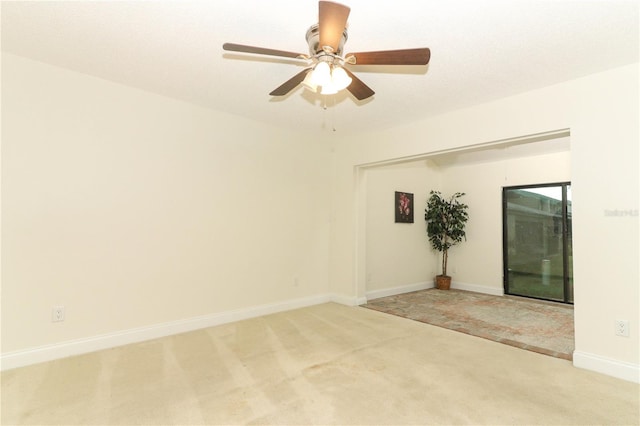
left=362, top=289, right=574, bottom=360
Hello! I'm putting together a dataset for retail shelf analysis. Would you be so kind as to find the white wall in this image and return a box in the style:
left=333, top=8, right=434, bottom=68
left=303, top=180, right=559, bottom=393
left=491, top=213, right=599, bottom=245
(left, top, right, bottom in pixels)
left=364, top=160, right=439, bottom=297
left=568, top=64, right=639, bottom=381
left=330, top=64, right=639, bottom=382
left=1, top=54, right=332, bottom=359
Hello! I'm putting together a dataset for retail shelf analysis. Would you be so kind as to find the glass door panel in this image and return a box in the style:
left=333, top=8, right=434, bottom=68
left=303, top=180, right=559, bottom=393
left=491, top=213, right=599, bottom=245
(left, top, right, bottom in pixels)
left=565, top=185, right=573, bottom=303
left=503, top=183, right=573, bottom=303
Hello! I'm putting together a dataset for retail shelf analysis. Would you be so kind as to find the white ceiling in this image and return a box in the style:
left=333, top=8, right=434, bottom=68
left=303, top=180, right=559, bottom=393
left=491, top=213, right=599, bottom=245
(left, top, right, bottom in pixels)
left=2, top=1, right=638, bottom=134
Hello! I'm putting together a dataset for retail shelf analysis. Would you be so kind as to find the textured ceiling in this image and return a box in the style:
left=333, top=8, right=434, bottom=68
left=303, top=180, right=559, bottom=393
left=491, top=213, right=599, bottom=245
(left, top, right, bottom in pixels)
left=2, top=1, right=638, bottom=134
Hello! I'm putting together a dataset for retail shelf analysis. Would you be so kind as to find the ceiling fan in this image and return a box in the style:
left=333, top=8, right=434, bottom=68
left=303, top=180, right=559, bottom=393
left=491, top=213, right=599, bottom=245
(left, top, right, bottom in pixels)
left=223, top=1, right=431, bottom=101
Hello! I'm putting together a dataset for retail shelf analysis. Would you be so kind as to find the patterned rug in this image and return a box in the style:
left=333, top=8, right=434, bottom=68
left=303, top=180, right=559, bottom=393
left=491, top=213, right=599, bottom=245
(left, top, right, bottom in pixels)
left=362, top=289, right=574, bottom=360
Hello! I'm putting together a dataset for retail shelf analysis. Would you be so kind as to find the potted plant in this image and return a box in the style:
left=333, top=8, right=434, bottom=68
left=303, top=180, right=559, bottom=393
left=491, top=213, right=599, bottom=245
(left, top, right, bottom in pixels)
left=424, top=191, right=469, bottom=290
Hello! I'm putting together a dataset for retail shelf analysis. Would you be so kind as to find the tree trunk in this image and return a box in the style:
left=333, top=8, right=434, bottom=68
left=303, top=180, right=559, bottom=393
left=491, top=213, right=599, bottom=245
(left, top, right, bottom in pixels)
left=442, top=249, right=448, bottom=276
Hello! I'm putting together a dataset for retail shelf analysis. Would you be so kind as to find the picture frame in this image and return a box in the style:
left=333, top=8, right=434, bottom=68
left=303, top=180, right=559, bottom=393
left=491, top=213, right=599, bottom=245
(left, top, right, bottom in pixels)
left=395, top=191, right=414, bottom=223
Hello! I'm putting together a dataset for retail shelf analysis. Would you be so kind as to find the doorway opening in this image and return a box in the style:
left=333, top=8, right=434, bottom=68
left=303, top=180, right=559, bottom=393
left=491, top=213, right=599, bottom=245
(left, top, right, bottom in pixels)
left=503, top=182, right=573, bottom=303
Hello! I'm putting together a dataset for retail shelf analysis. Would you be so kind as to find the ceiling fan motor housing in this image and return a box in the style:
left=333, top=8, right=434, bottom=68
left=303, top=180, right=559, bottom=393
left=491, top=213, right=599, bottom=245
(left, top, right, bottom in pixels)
left=306, top=24, right=348, bottom=56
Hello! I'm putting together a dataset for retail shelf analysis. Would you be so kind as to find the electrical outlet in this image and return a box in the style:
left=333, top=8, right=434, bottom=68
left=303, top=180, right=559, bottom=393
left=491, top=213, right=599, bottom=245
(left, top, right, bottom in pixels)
left=52, top=306, right=65, bottom=322
left=615, top=319, right=629, bottom=337
left=293, top=277, right=299, bottom=287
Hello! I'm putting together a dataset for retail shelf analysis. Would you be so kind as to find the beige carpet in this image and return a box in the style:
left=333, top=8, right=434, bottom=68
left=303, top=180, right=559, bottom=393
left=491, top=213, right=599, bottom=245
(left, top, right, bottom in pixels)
left=2, top=303, right=638, bottom=425
left=363, top=289, right=574, bottom=360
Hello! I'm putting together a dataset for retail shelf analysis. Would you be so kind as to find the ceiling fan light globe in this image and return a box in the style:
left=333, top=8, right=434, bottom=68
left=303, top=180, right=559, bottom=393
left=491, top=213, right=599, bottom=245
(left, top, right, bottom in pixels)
left=310, top=61, right=332, bottom=87
left=331, top=66, right=352, bottom=91
left=302, top=70, right=319, bottom=92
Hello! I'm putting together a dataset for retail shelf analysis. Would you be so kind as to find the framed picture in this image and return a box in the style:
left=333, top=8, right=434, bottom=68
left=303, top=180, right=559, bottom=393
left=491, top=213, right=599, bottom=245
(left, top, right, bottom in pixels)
left=395, top=191, right=414, bottom=223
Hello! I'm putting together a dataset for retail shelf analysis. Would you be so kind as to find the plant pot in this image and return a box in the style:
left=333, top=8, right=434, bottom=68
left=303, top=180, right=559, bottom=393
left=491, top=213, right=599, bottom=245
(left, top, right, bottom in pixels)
left=435, top=275, right=452, bottom=290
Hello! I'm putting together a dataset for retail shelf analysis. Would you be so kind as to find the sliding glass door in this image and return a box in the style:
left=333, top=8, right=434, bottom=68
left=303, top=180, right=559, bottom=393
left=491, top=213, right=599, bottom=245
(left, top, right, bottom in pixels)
left=503, top=183, right=573, bottom=303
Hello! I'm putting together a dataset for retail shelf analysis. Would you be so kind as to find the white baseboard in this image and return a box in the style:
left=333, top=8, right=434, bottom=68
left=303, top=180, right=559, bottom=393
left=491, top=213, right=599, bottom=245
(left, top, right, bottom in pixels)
left=364, top=281, right=503, bottom=302
left=365, top=281, right=432, bottom=301
left=0, top=293, right=332, bottom=371
left=452, top=281, right=504, bottom=296
left=330, top=293, right=367, bottom=306
left=573, top=351, right=640, bottom=383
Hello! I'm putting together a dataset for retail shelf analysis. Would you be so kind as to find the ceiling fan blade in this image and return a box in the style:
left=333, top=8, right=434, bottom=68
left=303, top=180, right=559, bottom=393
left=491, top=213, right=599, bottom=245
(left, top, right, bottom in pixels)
left=346, top=48, right=431, bottom=65
left=318, top=1, right=350, bottom=52
left=223, top=43, right=305, bottom=59
left=343, top=68, right=375, bottom=100
left=269, top=68, right=312, bottom=96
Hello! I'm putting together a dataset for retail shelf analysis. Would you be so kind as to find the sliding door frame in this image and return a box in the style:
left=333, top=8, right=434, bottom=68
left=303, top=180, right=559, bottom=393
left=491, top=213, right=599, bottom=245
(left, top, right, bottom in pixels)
left=502, top=182, right=573, bottom=304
